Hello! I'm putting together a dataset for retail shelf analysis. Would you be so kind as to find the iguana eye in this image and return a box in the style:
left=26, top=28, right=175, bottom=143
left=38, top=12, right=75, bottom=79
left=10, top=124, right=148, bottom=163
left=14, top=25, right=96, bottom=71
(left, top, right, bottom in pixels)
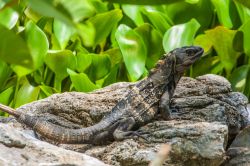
left=186, top=49, right=194, bottom=56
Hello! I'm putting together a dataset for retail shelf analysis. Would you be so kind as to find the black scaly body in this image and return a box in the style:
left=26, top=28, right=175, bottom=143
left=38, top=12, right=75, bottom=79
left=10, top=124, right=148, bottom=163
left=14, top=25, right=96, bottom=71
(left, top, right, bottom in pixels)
left=0, top=46, right=203, bottom=144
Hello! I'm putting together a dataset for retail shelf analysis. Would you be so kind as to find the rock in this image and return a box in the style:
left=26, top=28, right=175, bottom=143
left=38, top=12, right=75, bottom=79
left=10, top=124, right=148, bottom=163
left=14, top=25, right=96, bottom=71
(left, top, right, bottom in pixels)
left=224, top=125, right=250, bottom=166
left=0, top=123, right=108, bottom=166
left=0, top=74, right=248, bottom=166
left=85, top=121, right=228, bottom=166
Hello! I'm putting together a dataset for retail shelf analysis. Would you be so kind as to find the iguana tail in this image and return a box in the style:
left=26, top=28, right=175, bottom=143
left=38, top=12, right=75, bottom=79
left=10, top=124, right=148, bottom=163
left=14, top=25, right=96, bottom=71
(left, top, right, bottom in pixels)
left=0, top=103, right=109, bottom=144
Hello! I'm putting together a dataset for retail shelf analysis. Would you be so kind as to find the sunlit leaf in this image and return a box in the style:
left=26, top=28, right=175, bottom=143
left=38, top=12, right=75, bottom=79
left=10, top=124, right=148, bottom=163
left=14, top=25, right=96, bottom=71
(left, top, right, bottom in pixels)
left=67, top=69, right=98, bottom=92
left=122, top=5, right=144, bottom=26
left=141, top=8, right=172, bottom=35
left=0, top=7, right=19, bottom=29
left=203, top=26, right=239, bottom=74
left=88, top=9, right=123, bottom=46
left=234, top=1, right=250, bottom=23
left=115, top=24, right=147, bottom=81
left=211, top=0, right=233, bottom=28
left=163, top=19, right=200, bottom=52
left=54, top=19, right=75, bottom=49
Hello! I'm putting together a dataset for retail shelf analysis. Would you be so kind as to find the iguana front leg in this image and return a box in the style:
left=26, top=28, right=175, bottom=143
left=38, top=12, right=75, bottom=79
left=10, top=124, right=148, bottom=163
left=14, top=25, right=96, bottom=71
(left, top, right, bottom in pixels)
left=159, top=91, right=171, bottom=120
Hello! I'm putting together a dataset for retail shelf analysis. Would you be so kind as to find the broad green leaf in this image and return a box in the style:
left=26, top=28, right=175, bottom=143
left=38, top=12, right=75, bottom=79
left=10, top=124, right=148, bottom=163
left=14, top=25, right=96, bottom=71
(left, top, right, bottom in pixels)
left=54, top=19, right=75, bottom=49
left=39, top=85, right=56, bottom=97
left=59, top=0, right=95, bottom=22
left=27, top=0, right=74, bottom=27
left=76, top=53, right=92, bottom=72
left=88, top=9, right=123, bottom=46
left=165, top=0, right=213, bottom=31
left=0, top=24, right=33, bottom=68
left=15, top=81, right=40, bottom=108
left=194, top=34, right=213, bottom=53
left=115, top=24, right=147, bottom=81
left=77, top=22, right=95, bottom=47
left=122, top=5, right=144, bottom=26
left=240, top=19, right=250, bottom=56
left=0, top=86, right=14, bottom=105
left=45, top=50, right=76, bottom=80
left=67, top=69, right=97, bottom=92
left=88, top=54, right=111, bottom=80
left=163, top=19, right=200, bottom=53
left=235, top=1, right=250, bottom=23
left=141, top=8, right=172, bottom=35
left=203, top=26, right=239, bottom=74
left=211, top=0, right=233, bottom=28
left=0, top=7, right=19, bottom=29
left=0, top=60, right=12, bottom=91
left=134, top=23, right=164, bottom=69
left=25, top=21, right=49, bottom=69
left=229, top=65, right=250, bottom=92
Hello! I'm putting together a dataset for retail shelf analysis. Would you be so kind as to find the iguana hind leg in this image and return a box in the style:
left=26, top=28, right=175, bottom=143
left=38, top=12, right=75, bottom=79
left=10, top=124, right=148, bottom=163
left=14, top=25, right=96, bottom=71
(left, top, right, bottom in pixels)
left=113, top=117, right=148, bottom=141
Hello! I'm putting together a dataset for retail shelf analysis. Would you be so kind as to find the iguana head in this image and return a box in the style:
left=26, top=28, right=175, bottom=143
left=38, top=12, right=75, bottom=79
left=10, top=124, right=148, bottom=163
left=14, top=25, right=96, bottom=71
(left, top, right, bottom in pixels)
left=173, top=46, right=203, bottom=72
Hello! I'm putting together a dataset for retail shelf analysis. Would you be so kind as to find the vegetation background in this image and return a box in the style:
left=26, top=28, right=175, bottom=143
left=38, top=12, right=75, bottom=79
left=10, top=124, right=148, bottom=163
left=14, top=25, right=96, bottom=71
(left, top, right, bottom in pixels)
left=0, top=0, right=250, bottom=116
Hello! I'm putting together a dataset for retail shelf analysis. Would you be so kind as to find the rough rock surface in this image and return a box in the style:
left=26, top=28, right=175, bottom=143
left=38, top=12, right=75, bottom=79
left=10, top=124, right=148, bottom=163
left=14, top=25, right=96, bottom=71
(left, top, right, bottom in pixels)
left=0, top=123, right=108, bottom=166
left=0, top=74, right=249, bottom=166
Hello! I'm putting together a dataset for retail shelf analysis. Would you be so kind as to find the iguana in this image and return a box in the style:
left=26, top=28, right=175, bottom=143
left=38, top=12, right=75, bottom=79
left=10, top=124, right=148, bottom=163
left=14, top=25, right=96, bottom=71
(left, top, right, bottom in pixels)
left=0, top=46, right=203, bottom=144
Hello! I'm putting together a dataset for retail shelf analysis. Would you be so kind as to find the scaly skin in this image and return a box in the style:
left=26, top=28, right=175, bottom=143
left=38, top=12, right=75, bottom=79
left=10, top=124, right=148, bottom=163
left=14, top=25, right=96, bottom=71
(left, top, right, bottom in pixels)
left=0, top=46, right=203, bottom=144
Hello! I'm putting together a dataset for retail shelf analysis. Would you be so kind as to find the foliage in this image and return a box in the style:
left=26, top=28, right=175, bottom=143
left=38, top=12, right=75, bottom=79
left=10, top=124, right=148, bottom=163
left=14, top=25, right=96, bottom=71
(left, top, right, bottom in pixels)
left=0, top=0, right=250, bottom=116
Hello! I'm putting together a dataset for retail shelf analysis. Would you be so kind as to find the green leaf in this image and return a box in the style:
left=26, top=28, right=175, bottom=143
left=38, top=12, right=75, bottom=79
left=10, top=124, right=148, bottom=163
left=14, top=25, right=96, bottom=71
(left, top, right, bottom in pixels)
left=54, top=19, right=75, bottom=49
left=0, top=7, right=19, bottom=29
left=122, top=5, right=144, bottom=26
left=67, top=69, right=98, bottom=92
left=45, top=50, right=77, bottom=80
left=163, top=19, right=200, bottom=53
left=234, top=0, right=250, bottom=10
left=0, top=24, right=33, bottom=68
left=194, top=34, right=213, bottom=53
left=88, top=54, right=111, bottom=80
left=39, top=85, right=56, bottom=97
left=103, top=65, right=119, bottom=86
left=229, top=65, right=250, bottom=92
left=59, top=0, right=95, bottom=22
left=202, top=26, right=239, bottom=74
left=211, top=0, right=233, bottom=28
left=0, top=60, right=12, bottom=91
left=15, top=81, right=40, bottom=108
left=239, top=19, right=250, bottom=56
left=0, top=86, right=14, bottom=105
left=76, top=53, right=92, bottom=73
left=77, top=22, right=95, bottom=47
left=141, top=8, right=172, bottom=35
left=88, top=9, right=123, bottom=46
left=27, top=0, right=74, bottom=27
left=104, top=48, right=123, bottom=67
left=235, top=1, right=250, bottom=23
left=115, top=24, right=147, bottom=81
left=134, top=23, right=164, bottom=69
left=25, top=21, right=49, bottom=69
